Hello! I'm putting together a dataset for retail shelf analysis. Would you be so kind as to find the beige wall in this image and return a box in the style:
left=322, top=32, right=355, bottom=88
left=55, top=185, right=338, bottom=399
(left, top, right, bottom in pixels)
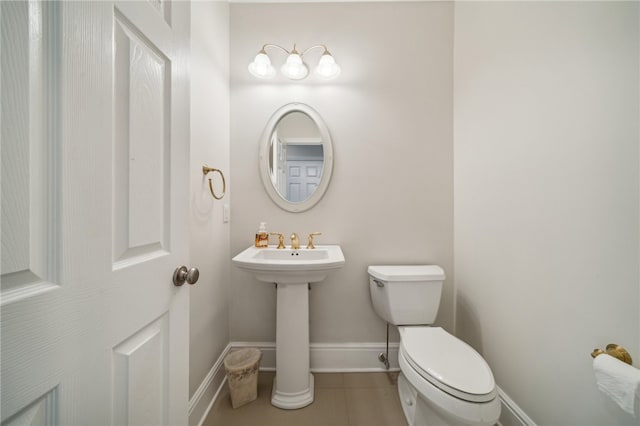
left=229, top=2, right=454, bottom=344
left=454, top=2, right=639, bottom=425
left=190, top=0, right=230, bottom=399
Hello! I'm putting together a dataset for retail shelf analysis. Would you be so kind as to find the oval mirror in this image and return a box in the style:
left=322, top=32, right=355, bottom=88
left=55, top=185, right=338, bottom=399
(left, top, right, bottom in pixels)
left=259, top=103, right=334, bottom=212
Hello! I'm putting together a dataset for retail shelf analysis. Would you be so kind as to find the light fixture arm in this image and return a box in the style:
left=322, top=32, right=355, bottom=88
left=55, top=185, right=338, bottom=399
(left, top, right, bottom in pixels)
left=260, top=43, right=292, bottom=55
left=261, top=43, right=325, bottom=57
left=300, top=44, right=330, bottom=57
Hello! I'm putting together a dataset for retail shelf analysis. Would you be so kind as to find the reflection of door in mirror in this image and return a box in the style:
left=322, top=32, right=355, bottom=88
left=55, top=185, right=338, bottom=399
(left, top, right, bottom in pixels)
left=268, top=112, right=324, bottom=202
left=285, top=145, right=323, bottom=202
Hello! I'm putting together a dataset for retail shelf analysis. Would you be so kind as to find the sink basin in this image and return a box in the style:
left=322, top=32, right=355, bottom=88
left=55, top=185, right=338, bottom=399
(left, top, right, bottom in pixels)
left=232, top=245, right=345, bottom=284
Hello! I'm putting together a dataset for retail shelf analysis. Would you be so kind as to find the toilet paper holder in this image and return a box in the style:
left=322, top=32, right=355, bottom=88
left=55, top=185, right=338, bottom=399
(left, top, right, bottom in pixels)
left=591, top=344, right=633, bottom=365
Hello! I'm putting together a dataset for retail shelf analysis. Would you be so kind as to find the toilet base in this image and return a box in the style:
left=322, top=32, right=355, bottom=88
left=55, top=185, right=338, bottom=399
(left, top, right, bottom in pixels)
left=398, top=373, right=455, bottom=426
left=397, top=373, right=500, bottom=426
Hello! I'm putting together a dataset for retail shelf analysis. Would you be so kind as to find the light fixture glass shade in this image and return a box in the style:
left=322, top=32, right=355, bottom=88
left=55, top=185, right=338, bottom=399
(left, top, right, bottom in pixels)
left=248, top=52, right=276, bottom=79
left=315, top=53, right=341, bottom=80
left=280, top=53, right=308, bottom=80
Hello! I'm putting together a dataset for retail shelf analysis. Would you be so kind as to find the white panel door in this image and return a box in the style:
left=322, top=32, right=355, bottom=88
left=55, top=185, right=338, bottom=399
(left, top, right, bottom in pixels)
left=1, top=1, right=191, bottom=425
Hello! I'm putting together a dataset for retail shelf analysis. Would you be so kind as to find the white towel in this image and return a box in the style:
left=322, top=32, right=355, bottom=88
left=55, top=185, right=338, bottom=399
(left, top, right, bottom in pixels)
left=593, top=354, right=640, bottom=416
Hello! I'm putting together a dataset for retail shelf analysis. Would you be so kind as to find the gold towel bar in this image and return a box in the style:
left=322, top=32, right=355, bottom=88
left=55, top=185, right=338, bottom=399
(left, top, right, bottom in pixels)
left=203, top=165, right=226, bottom=200
left=591, top=344, right=632, bottom=365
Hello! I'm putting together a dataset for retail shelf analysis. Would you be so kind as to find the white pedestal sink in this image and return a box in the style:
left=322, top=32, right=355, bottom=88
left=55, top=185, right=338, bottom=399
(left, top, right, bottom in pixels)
left=232, top=245, right=345, bottom=409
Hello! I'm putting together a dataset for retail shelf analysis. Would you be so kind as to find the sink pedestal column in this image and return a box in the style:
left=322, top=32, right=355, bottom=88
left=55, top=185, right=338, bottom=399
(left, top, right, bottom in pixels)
left=271, top=282, right=314, bottom=409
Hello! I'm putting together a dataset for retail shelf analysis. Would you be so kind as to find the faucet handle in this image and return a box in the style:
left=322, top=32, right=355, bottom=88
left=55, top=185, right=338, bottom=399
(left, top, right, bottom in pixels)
left=307, top=232, right=322, bottom=249
left=270, top=233, right=285, bottom=249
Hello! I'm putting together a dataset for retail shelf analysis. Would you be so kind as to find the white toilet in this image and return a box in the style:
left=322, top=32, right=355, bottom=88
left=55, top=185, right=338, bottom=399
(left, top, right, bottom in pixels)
left=368, top=265, right=501, bottom=426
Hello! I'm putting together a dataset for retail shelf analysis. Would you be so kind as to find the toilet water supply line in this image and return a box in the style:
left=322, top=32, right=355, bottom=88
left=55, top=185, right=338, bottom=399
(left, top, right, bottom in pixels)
left=379, top=323, right=390, bottom=369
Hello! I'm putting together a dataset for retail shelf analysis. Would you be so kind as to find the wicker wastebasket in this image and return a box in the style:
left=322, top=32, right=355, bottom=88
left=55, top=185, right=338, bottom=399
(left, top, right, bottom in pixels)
left=223, top=348, right=262, bottom=408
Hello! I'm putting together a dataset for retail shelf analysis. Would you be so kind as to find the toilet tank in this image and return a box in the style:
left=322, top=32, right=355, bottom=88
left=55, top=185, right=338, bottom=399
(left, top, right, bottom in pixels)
left=368, top=265, right=445, bottom=325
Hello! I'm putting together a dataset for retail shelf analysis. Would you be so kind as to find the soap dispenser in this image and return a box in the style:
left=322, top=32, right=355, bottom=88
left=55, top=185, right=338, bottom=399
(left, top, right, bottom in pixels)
left=255, top=222, right=269, bottom=248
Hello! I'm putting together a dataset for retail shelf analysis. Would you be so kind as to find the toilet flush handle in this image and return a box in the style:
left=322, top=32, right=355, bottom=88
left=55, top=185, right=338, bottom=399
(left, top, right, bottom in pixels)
left=373, top=279, right=385, bottom=287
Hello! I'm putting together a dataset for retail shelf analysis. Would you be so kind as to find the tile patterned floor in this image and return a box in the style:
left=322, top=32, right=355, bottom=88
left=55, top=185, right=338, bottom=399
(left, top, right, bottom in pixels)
left=203, top=371, right=407, bottom=426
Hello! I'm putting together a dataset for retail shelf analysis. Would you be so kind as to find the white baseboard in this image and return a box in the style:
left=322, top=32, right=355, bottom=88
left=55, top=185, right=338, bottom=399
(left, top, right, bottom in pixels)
left=232, top=340, right=401, bottom=372
left=311, top=342, right=400, bottom=372
left=497, top=386, right=536, bottom=426
left=188, top=343, right=232, bottom=426
left=188, top=341, right=535, bottom=426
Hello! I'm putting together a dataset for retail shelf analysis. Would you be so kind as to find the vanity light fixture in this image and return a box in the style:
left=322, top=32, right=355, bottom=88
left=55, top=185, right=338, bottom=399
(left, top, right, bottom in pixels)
left=248, top=44, right=341, bottom=81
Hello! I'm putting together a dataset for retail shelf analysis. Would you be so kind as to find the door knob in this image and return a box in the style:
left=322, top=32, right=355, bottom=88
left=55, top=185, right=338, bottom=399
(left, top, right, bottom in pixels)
left=173, top=266, right=200, bottom=286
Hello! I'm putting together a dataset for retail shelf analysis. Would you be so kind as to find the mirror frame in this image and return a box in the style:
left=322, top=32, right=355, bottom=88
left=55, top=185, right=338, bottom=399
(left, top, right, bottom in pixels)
left=259, top=103, right=334, bottom=213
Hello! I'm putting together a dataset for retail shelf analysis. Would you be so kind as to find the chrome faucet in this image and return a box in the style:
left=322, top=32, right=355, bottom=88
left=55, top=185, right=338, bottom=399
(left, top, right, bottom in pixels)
left=290, top=233, right=300, bottom=249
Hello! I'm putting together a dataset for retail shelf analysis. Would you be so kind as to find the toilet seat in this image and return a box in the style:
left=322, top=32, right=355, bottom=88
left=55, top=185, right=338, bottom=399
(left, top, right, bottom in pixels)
left=399, top=326, right=497, bottom=403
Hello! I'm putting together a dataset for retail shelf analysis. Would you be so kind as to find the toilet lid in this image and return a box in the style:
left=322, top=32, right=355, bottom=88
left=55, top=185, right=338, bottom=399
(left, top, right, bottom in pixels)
left=400, top=327, right=496, bottom=403
left=368, top=265, right=445, bottom=282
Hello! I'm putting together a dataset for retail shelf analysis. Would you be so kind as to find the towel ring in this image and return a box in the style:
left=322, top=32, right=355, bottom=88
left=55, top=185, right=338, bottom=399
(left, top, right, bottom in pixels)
left=591, top=344, right=633, bottom=365
left=202, top=165, right=226, bottom=200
